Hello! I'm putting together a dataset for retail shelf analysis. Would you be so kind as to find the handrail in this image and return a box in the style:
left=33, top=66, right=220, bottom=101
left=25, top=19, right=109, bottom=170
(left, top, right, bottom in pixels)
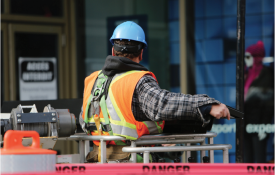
left=137, top=132, right=217, bottom=140
left=135, top=138, right=205, bottom=145
left=61, top=132, right=217, bottom=141
left=62, top=132, right=220, bottom=163
left=69, top=134, right=126, bottom=141
left=123, top=144, right=232, bottom=163
left=123, top=144, right=232, bottom=152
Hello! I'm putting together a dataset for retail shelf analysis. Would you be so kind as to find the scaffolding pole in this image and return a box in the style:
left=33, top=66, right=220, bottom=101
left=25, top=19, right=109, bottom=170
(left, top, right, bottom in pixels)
left=236, top=0, right=246, bottom=163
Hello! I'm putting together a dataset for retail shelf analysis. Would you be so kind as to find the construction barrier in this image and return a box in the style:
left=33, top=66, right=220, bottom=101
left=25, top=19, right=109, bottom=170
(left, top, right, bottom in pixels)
left=2, top=163, right=274, bottom=175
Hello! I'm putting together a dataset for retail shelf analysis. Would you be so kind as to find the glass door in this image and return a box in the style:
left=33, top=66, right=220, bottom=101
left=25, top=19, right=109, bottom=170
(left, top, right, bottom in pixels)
left=8, top=24, right=65, bottom=100
left=1, top=23, right=9, bottom=105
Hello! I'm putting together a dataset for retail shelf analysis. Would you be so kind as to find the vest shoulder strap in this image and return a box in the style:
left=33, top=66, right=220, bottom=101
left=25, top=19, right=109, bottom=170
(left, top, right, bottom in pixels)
left=82, top=71, right=101, bottom=121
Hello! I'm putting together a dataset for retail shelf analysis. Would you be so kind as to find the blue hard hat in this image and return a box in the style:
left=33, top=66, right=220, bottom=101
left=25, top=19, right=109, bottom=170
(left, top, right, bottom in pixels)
left=110, top=21, right=147, bottom=48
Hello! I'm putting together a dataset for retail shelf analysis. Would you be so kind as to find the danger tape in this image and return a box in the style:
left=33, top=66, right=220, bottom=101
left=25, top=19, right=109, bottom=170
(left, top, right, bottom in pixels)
left=54, top=163, right=274, bottom=174
left=2, top=163, right=274, bottom=175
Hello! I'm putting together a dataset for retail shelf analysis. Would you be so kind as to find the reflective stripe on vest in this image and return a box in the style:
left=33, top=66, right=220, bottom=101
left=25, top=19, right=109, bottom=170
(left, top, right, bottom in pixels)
left=106, top=71, right=162, bottom=140
left=142, top=121, right=160, bottom=135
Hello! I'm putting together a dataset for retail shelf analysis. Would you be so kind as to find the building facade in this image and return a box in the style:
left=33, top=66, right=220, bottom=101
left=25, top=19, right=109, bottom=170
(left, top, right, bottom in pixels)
left=1, top=0, right=274, bottom=162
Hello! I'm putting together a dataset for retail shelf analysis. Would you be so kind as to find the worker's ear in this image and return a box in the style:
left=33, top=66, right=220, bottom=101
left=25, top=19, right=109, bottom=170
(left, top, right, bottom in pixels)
left=112, top=47, right=115, bottom=56
left=138, top=49, right=143, bottom=62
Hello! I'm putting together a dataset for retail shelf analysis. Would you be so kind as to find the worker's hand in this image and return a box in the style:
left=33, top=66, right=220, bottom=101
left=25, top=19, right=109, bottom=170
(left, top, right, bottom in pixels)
left=209, top=104, right=230, bottom=120
left=162, top=144, right=176, bottom=147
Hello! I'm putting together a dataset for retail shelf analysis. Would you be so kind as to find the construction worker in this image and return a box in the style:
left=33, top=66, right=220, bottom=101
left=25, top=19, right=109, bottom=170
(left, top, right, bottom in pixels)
left=79, top=21, right=230, bottom=162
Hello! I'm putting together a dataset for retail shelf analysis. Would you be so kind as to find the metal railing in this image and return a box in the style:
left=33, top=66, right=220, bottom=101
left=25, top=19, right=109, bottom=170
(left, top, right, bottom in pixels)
left=122, top=144, right=232, bottom=163
left=60, top=132, right=231, bottom=164
left=131, top=132, right=218, bottom=163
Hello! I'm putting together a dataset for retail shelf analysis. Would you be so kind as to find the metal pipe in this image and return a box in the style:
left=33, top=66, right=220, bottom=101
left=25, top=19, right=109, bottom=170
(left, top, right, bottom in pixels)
left=137, top=132, right=217, bottom=140
left=236, top=0, right=246, bottom=163
left=135, top=138, right=205, bottom=145
left=57, top=137, right=80, bottom=141
left=131, top=141, right=137, bottom=163
left=143, top=151, right=150, bottom=163
left=209, top=137, right=214, bottom=163
left=70, top=134, right=126, bottom=141
left=100, top=139, right=107, bottom=163
left=78, top=140, right=85, bottom=163
left=122, top=144, right=232, bottom=153
left=69, top=133, right=216, bottom=141
left=200, top=139, right=206, bottom=163
left=84, top=140, right=90, bottom=160
left=223, top=148, right=229, bottom=163
left=186, top=143, right=191, bottom=163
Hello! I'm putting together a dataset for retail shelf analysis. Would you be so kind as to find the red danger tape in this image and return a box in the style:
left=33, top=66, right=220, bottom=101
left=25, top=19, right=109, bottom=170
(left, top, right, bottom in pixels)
left=55, top=163, right=274, bottom=174
left=2, top=163, right=274, bottom=175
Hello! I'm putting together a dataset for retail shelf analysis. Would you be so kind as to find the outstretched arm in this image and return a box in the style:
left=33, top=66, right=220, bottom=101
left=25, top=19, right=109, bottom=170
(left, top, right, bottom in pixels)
left=136, top=75, right=230, bottom=122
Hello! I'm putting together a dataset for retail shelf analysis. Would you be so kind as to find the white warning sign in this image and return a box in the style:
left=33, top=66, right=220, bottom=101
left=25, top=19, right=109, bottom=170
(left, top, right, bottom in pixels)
left=19, top=57, right=58, bottom=100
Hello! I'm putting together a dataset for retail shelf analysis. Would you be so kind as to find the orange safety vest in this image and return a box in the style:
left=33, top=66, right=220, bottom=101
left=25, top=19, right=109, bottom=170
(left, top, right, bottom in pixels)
left=82, top=70, right=165, bottom=145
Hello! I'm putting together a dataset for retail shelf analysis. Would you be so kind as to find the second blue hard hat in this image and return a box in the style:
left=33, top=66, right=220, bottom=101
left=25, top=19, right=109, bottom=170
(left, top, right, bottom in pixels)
left=110, top=21, right=147, bottom=48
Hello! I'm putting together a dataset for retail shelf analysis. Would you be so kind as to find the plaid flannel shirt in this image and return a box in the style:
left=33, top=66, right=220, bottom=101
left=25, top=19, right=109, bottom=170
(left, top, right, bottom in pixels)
left=132, top=75, right=220, bottom=125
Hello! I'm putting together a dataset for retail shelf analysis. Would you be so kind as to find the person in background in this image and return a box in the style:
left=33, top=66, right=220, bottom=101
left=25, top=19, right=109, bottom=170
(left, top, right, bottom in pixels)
left=244, top=41, right=274, bottom=163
